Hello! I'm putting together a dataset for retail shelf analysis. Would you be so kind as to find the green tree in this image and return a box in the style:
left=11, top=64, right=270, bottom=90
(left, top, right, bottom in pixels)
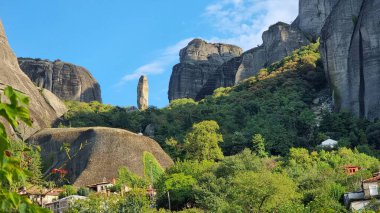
left=228, top=171, right=300, bottom=212
left=122, top=189, right=151, bottom=213
left=77, top=187, right=90, bottom=196
left=116, top=167, right=148, bottom=189
left=184, top=120, right=224, bottom=161
left=251, top=134, right=268, bottom=157
left=157, top=173, right=197, bottom=210
left=143, top=151, right=164, bottom=184
left=59, top=185, right=77, bottom=198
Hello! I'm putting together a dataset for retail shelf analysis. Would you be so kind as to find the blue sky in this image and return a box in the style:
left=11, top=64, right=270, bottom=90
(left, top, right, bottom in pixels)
left=0, top=0, right=298, bottom=108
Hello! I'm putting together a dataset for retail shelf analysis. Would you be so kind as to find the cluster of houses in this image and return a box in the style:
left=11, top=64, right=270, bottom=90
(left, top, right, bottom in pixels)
left=19, top=178, right=156, bottom=213
left=317, top=138, right=380, bottom=211
left=343, top=166, right=380, bottom=211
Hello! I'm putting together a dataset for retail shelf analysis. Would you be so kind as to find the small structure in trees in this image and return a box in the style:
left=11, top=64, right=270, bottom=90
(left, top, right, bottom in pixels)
left=344, top=165, right=361, bottom=175
left=319, top=139, right=338, bottom=149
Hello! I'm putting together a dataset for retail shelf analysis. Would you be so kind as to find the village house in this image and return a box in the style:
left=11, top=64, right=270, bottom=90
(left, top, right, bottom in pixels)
left=19, top=186, right=63, bottom=207
left=87, top=178, right=115, bottom=193
left=44, top=195, right=87, bottom=213
left=344, top=172, right=380, bottom=211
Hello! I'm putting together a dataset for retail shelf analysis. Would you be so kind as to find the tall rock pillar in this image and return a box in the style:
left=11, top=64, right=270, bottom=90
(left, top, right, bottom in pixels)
left=137, top=75, right=148, bottom=110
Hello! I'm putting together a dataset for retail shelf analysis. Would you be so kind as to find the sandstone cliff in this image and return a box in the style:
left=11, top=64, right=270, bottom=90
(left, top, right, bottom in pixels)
left=320, top=0, right=380, bottom=120
left=0, top=20, right=67, bottom=139
left=293, top=0, right=339, bottom=39
left=196, top=22, right=310, bottom=100
left=27, top=127, right=174, bottom=186
left=137, top=75, right=148, bottom=110
left=18, top=58, right=102, bottom=103
left=168, top=39, right=242, bottom=101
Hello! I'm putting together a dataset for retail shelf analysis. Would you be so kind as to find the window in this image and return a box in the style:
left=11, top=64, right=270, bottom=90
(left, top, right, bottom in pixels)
left=369, top=184, right=379, bottom=196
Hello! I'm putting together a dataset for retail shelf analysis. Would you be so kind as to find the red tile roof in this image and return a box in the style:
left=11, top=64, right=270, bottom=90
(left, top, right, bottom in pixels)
left=363, top=175, right=380, bottom=183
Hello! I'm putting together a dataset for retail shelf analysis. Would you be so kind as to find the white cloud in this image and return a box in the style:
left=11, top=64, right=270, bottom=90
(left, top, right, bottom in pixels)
left=117, top=38, right=192, bottom=85
left=204, top=0, right=299, bottom=50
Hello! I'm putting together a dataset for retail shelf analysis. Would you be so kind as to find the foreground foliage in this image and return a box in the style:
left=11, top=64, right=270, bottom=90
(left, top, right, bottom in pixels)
left=0, top=86, right=48, bottom=212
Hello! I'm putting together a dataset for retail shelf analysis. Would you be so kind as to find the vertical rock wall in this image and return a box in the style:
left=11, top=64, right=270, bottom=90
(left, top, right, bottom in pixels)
left=137, top=75, right=149, bottom=110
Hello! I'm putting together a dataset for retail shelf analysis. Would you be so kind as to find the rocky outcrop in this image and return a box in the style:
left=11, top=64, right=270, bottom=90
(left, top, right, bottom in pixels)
left=321, top=0, right=380, bottom=120
left=320, top=0, right=363, bottom=117
left=137, top=75, right=148, bottom=110
left=348, top=0, right=380, bottom=120
left=168, top=39, right=242, bottom=101
left=18, top=58, right=102, bottom=103
left=0, top=20, right=67, bottom=139
left=294, top=0, right=339, bottom=39
left=197, top=22, right=310, bottom=100
left=27, top=127, right=174, bottom=186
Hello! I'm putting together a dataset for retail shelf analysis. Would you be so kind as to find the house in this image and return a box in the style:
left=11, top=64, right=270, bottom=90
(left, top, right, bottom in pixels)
left=320, top=139, right=338, bottom=149
left=344, top=165, right=361, bottom=175
left=44, top=195, right=87, bottom=213
left=344, top=172, right=380, bottom=211
left=87, top=178, right=115, bottom=193
left=19, top=186, right=63, bottom=206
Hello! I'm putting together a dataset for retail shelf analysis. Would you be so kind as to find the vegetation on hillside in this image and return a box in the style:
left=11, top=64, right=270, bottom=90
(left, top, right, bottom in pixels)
left=5, top=42, right=376, bottom=212
left=62, top=41, right=380, bottom=159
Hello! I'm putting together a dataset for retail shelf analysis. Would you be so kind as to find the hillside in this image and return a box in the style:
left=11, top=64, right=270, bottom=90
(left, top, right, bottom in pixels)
left=61, top=42, right=380, bottom=159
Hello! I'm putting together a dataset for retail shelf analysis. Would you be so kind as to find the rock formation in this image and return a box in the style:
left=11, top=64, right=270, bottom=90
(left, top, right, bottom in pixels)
left=196, top=22, right=310, bottom=100
left=137, top=75, right=148, bottom=110
left=18, top=58, right=102, bottom=103
left=27, top=127, right=174, bottom=186
left=320, top=0, right=380, bottom=120
left=0, top=20, right=67, bottom=139
left=168, top=39, right=242, bottom=101
left=293, top=0, right=339, bottom=39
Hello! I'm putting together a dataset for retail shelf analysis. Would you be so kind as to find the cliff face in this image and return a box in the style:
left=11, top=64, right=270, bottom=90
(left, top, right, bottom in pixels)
left=18, top=58, right=102, bottom=103
left=196, top=22, right=310, bottom=100
left=28, top=127, right=174, bottom=186
left=320, top=0, right=380, bottom=120
left=168, top=39, right=242, bottom=101
left=0, top=20, right=67, bottom=139
left=294, top=0, right=339, bottom=39
left=137, top=75, right=148, bottom=110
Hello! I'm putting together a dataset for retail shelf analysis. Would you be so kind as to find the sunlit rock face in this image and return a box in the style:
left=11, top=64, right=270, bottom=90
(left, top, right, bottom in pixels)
left=197, top=22, right=310, bottom=100
left=168, top=39, right=242, bottom=101
left=0, top=20, right=67, bottom=139
left=18, top=58, right=102, bottom=103
left=137, top=75, right=149, bottom=110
